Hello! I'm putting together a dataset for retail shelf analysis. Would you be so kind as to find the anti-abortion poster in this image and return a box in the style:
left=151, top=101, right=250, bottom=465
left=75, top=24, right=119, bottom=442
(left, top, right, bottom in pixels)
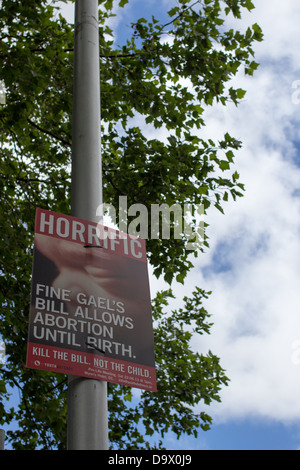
left=26, top=208, right=157, bottom=392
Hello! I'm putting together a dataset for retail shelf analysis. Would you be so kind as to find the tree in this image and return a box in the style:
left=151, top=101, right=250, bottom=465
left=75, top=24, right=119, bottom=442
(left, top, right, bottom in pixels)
left=0, top=0, right=262, bottom=449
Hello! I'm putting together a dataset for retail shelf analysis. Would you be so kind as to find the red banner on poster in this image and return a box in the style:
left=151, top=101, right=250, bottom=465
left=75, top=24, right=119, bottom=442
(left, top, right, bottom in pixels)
left=26, top=208, right=157, bottom=392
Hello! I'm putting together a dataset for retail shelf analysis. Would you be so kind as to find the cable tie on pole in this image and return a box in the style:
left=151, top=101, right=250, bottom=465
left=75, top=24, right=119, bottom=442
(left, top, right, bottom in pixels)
left=85, top=342, right=105, bottom=355
left=83, top=245, right=103, bottom=248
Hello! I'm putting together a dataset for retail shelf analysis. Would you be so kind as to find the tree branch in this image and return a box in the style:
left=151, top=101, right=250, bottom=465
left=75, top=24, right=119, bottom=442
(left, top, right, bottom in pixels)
left=27, top=117, right=71, bottom=147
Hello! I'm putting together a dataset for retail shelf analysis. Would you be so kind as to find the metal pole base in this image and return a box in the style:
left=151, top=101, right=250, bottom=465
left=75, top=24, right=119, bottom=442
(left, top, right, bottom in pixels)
left=67, top=376, right=108, bottom=450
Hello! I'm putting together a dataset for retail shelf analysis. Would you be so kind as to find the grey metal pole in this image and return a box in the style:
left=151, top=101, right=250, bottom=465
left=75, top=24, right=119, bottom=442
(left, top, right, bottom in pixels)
left=67, top=0, right=108, bottom=450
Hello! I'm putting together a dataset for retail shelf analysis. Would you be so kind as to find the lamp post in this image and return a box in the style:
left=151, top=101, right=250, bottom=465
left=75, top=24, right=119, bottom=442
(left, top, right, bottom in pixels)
left=67, top=0, right=108, bottom=450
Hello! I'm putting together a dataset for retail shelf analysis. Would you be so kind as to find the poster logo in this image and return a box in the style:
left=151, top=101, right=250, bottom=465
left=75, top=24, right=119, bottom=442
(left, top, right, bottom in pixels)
left=26, top=208, right=157, bottom=391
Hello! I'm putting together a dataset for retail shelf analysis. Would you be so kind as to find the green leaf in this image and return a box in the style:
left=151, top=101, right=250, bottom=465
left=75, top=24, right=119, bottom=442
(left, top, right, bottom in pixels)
left=219, top=160, right=230, bottom=171
left=104, top=0, right=113, bottom=10
left=215, top=203, right=225, bottom=214
left=236, top=88, right=246, bottom=99
left=168, top=6, right=179, bottom=17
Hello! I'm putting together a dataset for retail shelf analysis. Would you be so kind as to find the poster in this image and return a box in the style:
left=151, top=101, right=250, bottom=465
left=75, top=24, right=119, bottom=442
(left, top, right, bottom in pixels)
left=26, top=208, right=157, bottom=392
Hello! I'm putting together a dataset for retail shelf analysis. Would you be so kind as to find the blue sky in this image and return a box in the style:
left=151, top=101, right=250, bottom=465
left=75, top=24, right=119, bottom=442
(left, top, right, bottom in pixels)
left=3, top=0, right=300, bottom=451
left=164, top=420, right=300, bottom=450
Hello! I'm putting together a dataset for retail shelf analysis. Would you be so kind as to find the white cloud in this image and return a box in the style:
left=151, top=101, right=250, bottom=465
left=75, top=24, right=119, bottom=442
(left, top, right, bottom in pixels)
left=141, top=0, right=300, bottom=430
left=54, top=1, right=74, bottom=23
left=172, top=0, right=300, bottom=426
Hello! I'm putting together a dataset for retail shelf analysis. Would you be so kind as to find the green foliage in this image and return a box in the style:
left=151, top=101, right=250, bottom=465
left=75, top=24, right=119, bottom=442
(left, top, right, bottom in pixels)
left=0, top=0, right=262, bottom=449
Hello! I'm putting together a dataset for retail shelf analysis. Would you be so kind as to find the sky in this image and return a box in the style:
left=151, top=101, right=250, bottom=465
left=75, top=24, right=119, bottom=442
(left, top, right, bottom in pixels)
left=103, top=0, right=300, bottom=451
left=97, top=0, right=300, bottom=451
left=3, top=0, right=300, bottom=451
